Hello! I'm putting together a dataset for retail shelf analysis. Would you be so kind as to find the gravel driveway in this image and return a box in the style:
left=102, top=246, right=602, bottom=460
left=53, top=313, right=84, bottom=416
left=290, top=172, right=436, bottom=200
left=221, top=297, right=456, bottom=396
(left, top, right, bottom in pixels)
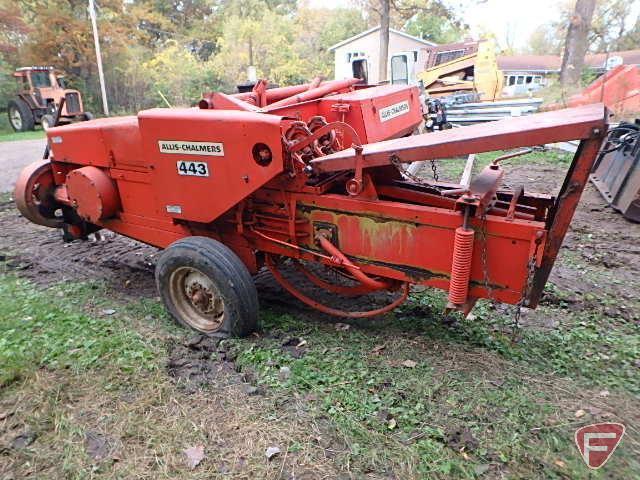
left=0, top=138, right=46, bottom=192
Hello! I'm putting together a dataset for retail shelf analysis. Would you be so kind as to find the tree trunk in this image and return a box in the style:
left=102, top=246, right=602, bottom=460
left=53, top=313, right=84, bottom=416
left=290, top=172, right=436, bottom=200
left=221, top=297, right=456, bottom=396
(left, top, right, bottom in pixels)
left=378, top=0, right=390, bottom=83
left=560, top=0, right=596, bottom=87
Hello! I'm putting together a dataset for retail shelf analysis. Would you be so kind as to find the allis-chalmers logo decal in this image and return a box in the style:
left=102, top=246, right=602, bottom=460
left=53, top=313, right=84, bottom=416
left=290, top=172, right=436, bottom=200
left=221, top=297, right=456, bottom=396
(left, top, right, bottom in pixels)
left=575, top=423, right=625, bottom=469
left=158, top=140, right=224, bottom=156
left=379, top=100, right=410, bottom=122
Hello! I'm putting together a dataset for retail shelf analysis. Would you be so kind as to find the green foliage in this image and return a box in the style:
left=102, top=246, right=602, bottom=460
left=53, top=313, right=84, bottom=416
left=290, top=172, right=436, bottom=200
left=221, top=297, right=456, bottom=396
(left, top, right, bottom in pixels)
left=404, top=11, right=467, bottom=44
left=141, top=41, right=222, bottom=106
left=0, top=275, right=157, bottom=387
left=0, top=57, right=15, bottom=110
left=0, top=0, right=372, bottom=113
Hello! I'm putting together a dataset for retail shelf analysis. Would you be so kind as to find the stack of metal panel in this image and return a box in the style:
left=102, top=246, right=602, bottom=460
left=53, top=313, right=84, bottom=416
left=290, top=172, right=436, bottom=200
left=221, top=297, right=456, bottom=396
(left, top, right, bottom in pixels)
left=444, top=98, right=544, bottom=125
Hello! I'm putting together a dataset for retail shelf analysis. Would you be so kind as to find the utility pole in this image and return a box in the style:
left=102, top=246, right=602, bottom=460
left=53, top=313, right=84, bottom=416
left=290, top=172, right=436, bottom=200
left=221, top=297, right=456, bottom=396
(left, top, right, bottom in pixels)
left=88, top=0, right=109, bottom=116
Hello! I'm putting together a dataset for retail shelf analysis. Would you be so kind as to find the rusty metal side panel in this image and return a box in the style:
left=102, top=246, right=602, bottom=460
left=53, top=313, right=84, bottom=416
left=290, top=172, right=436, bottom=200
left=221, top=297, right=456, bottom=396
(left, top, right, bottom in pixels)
left=293, top=192, right=547, bottom=305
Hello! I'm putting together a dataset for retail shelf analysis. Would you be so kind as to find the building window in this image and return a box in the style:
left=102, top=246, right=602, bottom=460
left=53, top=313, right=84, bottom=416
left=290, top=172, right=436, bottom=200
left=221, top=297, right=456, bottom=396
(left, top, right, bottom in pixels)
left=434, top=49, right=466, bottom=66
left=390, top=55, right=408, bottom=84
left=352, top=59, right=368, bottom=84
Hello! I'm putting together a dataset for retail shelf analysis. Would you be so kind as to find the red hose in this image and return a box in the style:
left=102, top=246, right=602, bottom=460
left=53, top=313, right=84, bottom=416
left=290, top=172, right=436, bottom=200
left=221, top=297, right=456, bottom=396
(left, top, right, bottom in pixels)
left=265, top=255, right=409, bottom=318
left=292, top=260, right=378, bottom=297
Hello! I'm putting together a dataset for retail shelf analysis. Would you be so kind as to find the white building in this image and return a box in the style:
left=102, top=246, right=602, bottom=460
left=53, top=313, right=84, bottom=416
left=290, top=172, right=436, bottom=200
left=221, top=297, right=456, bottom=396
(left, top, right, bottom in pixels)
left=329, top=26, right=436, bottom=85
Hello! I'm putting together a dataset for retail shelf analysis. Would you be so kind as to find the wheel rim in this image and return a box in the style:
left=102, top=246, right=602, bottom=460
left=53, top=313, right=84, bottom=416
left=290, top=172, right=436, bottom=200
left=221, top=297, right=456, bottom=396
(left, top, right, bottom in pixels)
left=10, top=107, right=22, bottom=130
left=168, top=267, right=225, bottom=332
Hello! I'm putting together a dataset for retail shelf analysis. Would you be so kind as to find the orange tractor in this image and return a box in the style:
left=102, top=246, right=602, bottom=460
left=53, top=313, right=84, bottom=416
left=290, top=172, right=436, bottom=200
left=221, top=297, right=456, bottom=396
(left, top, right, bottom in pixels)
left=8, top=66, right=93, bottom=132
left=14, top=78, right=608, bottom=337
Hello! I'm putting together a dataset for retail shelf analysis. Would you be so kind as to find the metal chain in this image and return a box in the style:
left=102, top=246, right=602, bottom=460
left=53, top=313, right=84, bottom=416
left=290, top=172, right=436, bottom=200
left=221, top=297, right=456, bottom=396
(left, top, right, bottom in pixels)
left=390, top=155, right=443, bottom=191
left=511, top=238, right=541, bottom=337
left=479, top=211, right=492, bottom=301
left=430, top=159, right=439, bottom=182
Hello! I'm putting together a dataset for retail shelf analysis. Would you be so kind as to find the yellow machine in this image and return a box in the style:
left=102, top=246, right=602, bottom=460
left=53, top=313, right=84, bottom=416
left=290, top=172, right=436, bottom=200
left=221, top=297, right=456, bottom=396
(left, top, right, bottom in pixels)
left=418, top=39, right=503, bottom=101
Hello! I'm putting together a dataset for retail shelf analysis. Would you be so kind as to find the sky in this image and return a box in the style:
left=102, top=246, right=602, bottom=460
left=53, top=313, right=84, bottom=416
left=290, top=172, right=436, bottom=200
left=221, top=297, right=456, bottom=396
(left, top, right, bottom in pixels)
left=456, top=0, right=565, bottom=50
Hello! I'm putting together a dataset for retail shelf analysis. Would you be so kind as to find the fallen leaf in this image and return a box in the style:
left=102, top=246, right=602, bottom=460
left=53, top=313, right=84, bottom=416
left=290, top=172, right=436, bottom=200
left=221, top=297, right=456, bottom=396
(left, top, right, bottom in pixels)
left=574, top=409, right=586, bottom=418
left=296, top=339, right=307, bottom=348
left=598, top=390, right=610, bottom=397
left=387, top=418, right=397, bottom=430
left=183, top=445, right=205, bottom=469
left=265, top=446, right=281, bottom=460
left=101, top=309, right=116, bottom=316
left=371, top=344, right=385, bottom=355
left=334, top=323, right=351, bottom=331
left=401, top=360, right=417, bottom=368
left=554, top=459, right=566, bottom=468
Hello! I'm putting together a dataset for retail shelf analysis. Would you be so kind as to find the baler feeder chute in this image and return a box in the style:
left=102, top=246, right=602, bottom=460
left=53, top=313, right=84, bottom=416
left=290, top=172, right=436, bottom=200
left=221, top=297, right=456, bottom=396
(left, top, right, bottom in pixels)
left=14, top=79, right=608, bottom=337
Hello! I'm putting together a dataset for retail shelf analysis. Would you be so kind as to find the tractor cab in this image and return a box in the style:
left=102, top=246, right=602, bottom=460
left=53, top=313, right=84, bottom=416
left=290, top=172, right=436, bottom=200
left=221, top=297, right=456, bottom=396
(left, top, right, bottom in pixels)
left=8, top=66, right=92, bottom=132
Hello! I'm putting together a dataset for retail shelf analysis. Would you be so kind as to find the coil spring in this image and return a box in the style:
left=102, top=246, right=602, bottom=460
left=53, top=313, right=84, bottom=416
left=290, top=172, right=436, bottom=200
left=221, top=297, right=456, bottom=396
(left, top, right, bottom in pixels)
left=448, top=227, right=475, bottom=305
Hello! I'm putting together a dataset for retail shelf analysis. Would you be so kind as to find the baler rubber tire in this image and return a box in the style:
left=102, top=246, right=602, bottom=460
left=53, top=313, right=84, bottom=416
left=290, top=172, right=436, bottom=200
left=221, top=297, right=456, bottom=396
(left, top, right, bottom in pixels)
left=155, top=236, right=258, bottom=338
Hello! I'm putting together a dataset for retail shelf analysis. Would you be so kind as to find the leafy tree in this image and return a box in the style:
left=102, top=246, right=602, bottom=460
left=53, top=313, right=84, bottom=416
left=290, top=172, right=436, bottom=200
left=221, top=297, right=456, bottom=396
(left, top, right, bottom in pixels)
left=404, top=11, right=468, bottom=45
left=211, top=11, right=310, bottom=88
left=141, top=40, right=221, bottom=106
left=525, top=24, right=563, bottom=55
left=0, top=1, right=29, bottom=62
left=590, top=0, right=640, bottom=52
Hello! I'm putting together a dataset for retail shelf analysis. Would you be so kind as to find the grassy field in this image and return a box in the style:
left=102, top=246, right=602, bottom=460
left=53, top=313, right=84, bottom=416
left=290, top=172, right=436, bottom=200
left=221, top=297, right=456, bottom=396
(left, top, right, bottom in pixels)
left=1, top=272, right=638, bottom=478
left=0, top=114, right=46, bottom=142
left=1, top=150, right=639, bottom=478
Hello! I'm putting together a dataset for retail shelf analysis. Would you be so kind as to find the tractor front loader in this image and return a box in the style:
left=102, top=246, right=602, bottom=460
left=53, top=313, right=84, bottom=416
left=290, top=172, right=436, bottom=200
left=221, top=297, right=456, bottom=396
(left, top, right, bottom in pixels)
left=14, top=78, right=608, bottom=337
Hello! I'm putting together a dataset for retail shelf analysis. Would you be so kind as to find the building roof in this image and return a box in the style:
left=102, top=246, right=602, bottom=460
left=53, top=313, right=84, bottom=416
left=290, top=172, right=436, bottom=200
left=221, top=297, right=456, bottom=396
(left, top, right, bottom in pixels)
left=498, top=49, right=640, bottom=73
left=497, top=55, right=561, bottom=72
left=328, top=26, right=437, bottom=51
left=585, top=50, right=640, bottom=68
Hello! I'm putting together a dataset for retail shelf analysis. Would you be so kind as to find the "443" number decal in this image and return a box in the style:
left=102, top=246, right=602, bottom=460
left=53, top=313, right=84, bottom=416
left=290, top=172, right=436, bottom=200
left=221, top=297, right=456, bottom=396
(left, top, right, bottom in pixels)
left=177, top=160, right=209, bottom=177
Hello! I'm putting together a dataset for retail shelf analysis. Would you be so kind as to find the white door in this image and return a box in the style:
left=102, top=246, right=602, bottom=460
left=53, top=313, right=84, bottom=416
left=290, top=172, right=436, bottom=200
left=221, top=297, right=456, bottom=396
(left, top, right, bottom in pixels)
left=390, top=51, right=417, bottom=85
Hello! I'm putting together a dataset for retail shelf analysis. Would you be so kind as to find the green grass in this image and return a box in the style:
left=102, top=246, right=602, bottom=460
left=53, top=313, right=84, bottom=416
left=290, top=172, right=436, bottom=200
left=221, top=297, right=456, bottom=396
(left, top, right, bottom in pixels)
left=0, top=275, right=158, bottom=387
left=0, top=113, right=46, bottom=142
left=434, top=149, right=572, bottom=181
left=224, top=285, right=639, bottom=478
left=1, top=271, right=637, bottom=478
